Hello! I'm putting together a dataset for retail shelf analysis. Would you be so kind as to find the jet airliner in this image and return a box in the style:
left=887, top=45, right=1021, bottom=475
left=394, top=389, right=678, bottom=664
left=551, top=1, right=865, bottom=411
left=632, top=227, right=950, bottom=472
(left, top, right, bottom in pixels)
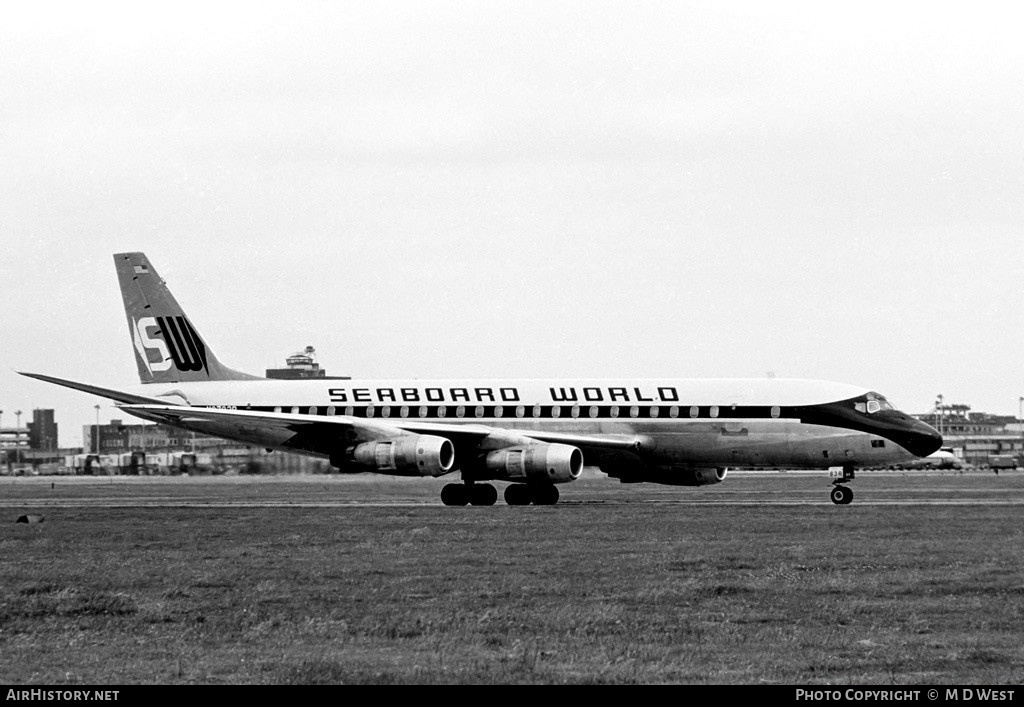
left=22, top=253, right=942, bottom=506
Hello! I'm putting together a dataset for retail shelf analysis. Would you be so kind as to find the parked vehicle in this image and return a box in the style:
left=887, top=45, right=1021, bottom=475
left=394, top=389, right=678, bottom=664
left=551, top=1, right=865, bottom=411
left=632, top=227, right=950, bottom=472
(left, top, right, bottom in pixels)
left=987, top=454, right=1019, bottom=471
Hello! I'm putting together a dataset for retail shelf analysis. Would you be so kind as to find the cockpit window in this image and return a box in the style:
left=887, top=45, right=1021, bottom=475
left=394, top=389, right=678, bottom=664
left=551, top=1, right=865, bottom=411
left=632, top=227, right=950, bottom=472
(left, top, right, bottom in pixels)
left=859, top=392, right=896, bottom=414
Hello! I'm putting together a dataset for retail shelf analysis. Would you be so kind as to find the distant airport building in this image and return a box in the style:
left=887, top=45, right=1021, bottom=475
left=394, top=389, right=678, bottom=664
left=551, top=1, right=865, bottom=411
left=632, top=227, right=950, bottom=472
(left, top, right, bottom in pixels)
left=0, top=424, right=30, bottom=471
left=0, top=425, right=29, bottom=453
left=77, top=418, right=330, bottom=476
left=1, top=410, right=51, bottom=472
left=265, top=346, right=350, bottom=380
left=914, top=403, right=1023, bottom=468
left=84, top=419, right=130, bottom=454
left=85, top=419, right=219, bottom=455
left=27, top=408, right=58, bottom=452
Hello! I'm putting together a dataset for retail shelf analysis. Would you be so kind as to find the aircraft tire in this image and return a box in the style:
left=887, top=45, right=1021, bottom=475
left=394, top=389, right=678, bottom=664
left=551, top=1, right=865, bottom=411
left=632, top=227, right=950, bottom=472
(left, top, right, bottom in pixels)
left=830, top=485, right=852, bottom=505
left=441, top=483, right=469, bottom=506
left=469, top=483, right=498, bottom=506
left=504, top=484, right=532, bottom=506
left=532, top=484, right=559, bottom=506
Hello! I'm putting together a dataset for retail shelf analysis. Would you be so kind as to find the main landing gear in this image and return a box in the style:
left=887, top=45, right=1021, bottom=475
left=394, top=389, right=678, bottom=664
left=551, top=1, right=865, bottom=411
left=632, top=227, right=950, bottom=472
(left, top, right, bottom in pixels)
left=440, top=482, right=497, bottom=506
left=440, top=482, right=559, bottom=506
left=830, top=464, right=855, bottom=505
left=503, top=483, right=559, bottom=506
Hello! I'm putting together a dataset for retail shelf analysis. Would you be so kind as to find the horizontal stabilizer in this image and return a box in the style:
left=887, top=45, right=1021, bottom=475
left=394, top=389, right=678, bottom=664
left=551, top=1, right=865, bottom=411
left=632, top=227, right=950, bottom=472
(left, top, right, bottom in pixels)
left=17, top=372, right=181, bottom=405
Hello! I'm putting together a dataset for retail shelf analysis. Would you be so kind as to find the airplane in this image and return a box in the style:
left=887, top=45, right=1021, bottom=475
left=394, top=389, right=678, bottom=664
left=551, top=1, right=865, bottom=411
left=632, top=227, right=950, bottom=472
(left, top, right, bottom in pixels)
left=21, top=252, right=943, bottom=506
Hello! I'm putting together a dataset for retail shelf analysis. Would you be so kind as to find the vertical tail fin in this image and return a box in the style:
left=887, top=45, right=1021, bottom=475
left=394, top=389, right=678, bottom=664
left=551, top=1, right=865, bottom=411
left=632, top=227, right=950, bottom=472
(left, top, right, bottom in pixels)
left=114, top=252, right=261, bottom=383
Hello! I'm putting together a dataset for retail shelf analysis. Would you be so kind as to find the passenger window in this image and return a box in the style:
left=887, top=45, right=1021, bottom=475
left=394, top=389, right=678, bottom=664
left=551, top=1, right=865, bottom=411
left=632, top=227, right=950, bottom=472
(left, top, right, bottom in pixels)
left=400, top=406, right=409, bottom=418
left=533, top=404, right=542, bottom=417
left=274, top=406, right=282, bottom=414
left=474, top=406, right=484, bottom=417
left=629, top=405, right=639, bottom=418
left=418, top=406, right=428, bottom=418
left=381, top=406, right=390, bottom=418
left=344, top=406, right=354, bottom=416
left=438, top=405, right=447, bottom=418
left=610, top=406, right=619, bottom=418
left=571, top=405, right=580, bottom=418
left=669, top=406, right=679, bottom=418
left=710, top=406, right=719, bottom=418
left=552, top=405, right=561, bottom=418
left=456, top=406, right=465, bottom=418
left=516, top=405, right=525, bottom=418
left=326, top=406, right=335, bottom=416
left=771, top=405, right=780, bottom=418
left=290, top=406, right=299, bottom=415
left=589, top=406, right=599, bottom=418
left=309, top=406, right=318, bottom=416
left=650, top=406, right=659, bottom=418
left=367, top=406, right=375, bottom=418
left=494, top=406, right=503, bottom=418
left=689, top=406, right=699, bottom=418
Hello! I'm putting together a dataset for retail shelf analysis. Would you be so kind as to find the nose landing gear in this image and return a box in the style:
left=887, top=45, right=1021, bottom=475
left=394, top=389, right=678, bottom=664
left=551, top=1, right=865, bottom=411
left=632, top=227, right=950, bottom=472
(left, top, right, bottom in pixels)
left=830, top=464, right=855, bottom=505
left=830, top=484, right=853, bottom=505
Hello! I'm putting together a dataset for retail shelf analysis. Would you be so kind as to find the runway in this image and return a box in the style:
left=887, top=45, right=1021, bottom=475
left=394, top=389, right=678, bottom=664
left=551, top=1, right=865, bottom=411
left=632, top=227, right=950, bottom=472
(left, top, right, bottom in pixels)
left=2, top=470, right=1022, bottom=509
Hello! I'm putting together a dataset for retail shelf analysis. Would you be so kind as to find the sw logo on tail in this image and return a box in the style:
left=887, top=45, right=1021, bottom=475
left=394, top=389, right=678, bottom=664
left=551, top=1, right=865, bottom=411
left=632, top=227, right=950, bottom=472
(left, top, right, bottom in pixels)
left=133, top=316, right=208, bottom=375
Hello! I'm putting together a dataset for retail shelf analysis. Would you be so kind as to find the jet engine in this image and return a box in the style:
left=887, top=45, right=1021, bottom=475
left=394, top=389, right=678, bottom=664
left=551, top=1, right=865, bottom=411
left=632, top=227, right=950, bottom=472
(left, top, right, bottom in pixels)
left=483, top=443, right=583, bottom=484
left=333, top=435, right=455, bottom=477
left=679, top=467, right=727, bottom=486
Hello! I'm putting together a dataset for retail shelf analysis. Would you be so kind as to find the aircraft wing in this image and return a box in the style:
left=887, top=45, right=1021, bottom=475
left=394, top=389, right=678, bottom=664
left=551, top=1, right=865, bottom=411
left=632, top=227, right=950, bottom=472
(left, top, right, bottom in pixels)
left=118, top=404, right=644, bottom=458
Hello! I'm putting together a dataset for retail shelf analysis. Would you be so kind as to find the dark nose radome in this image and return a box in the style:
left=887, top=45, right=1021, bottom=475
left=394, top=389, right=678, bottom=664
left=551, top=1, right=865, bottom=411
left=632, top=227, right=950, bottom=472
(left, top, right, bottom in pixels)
left=905, top=421, right=943, bottom=457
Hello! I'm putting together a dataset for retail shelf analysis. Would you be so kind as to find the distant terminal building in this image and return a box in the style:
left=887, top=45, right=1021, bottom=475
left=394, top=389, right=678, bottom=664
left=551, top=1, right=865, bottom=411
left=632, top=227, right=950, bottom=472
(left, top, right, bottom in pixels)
left=83, top=419, right=208, bottom=455
left=914, top=403, right=1023, bottom=469
left=75, top=417, right=331, bottom=476
left=265, top=346, right=350, bottom=380
left=915, top=404, right=1014, bottom=437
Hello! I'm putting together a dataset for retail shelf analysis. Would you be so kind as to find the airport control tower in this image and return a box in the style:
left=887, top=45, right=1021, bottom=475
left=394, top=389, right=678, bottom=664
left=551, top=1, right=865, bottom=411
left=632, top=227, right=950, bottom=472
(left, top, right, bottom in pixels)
left=265, top=346, right=350, bottom=380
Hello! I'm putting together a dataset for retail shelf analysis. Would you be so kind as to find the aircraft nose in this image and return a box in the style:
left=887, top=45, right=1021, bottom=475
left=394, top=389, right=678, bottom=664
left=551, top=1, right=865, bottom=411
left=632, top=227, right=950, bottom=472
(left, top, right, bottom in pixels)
left=907, top=420, right=943, bottom=457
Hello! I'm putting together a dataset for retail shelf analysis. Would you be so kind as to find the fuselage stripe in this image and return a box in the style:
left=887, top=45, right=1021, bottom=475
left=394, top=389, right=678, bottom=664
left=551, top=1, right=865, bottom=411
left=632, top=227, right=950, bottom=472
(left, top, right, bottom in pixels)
left=202, top=404, right=793, bottom=420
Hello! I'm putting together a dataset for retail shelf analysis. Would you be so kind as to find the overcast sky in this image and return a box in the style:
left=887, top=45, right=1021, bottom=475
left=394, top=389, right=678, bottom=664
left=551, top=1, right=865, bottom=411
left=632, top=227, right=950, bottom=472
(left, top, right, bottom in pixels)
left=2, top=1, right=1023, bottom=447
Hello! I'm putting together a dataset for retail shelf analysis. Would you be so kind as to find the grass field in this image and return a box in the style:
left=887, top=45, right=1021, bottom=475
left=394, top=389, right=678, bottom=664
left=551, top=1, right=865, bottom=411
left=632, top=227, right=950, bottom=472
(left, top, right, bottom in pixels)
left=1, top=471, right=1022, bottom=684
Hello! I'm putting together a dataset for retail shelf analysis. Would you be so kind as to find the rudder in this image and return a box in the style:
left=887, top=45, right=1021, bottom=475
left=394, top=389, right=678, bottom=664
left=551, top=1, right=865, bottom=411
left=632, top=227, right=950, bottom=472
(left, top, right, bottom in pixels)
left=115, top=252, right=261, bottom=383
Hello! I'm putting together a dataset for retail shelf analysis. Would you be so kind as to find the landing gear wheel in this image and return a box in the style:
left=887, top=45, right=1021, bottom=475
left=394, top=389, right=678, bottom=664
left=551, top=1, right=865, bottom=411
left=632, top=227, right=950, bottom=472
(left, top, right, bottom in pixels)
left=469, top=483, right=498, bottom=506
left=532, top=485, right=560, bottom=506
left=504, top=484, right=532, bottom=506
left=441, top=483, right=469, bottom=506
left=830, top=485, right=853, bottom=505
